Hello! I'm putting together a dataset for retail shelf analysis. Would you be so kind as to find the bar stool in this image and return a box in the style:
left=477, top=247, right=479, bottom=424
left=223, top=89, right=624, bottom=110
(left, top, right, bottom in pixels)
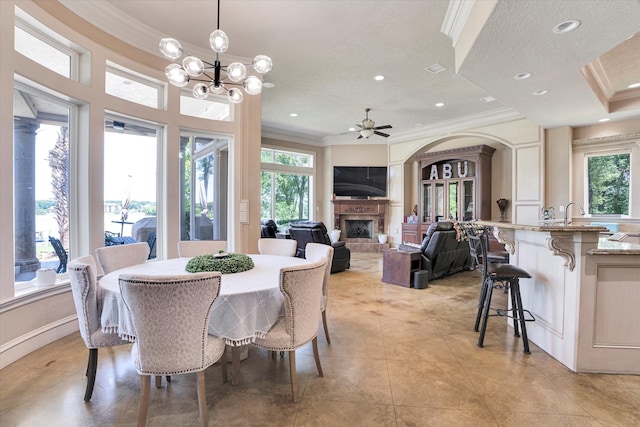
left=468, top=230, right=535, bottom=353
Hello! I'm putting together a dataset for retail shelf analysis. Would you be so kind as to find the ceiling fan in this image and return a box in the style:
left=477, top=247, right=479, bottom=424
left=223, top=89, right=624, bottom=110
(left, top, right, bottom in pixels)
left=341, top=108, right=392, bottom=139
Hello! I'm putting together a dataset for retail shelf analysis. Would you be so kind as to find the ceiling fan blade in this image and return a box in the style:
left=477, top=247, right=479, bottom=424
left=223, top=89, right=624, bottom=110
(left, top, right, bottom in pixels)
left=374, top=131, right=390, bottom=137
left=373, top=124, right=392, bottom=130
left=357, top=134, right=364, bottom=139
left=339, top=130, right=359, bottom=135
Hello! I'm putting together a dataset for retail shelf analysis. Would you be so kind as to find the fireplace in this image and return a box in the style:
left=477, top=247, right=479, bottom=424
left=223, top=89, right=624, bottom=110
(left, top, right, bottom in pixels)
left=332, top=199, right=389, bottom=252
left=345, top=219, right=373, bottom=238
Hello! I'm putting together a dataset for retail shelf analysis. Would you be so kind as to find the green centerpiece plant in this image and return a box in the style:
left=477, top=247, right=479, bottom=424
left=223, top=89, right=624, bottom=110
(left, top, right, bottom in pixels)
left=185, top=251, right=254, bottom=274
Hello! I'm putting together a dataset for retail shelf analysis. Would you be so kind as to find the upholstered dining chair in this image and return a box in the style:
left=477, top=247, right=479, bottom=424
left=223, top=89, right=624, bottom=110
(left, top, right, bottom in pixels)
left=177, top=240, right=227, bottom=257
left=118, top=272, right=228, bottom=427
left=95, top=242, right=150, bottom=275
left=67, top=255, right=130, bottom=402
left=253, top=258, right=326, bottom=402
left=305, top=243, right=334, bottom=344
left=257, top=238, right=297, bottom=257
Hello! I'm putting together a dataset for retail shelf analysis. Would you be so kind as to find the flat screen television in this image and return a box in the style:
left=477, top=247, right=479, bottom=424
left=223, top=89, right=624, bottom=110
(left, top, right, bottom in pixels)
left=333, top=166, right=387, bottom=198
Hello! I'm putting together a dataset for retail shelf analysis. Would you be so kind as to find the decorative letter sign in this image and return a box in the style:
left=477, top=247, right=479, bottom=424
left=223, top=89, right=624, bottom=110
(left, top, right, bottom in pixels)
left=429, top=165, right=439, bottom=180
left=442, top=163, right=452, bottom=179
left=426, top=160, right=473, bottom=180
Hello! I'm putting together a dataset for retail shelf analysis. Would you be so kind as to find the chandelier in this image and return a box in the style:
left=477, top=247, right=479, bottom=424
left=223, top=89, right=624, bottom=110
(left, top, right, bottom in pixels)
left=158, top=0, right=272, bottom=104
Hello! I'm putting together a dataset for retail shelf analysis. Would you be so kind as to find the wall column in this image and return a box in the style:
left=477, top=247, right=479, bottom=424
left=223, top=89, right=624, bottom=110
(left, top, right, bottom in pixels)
left=14, top=117, right=40, bottom=273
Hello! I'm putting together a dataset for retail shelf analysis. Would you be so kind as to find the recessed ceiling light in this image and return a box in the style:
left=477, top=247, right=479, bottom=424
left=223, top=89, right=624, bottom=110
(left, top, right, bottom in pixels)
left=628, top=82, right=640, bottom=89
left=532, top=89, right=548, bottom=96
left=598, top=118, right=610, bottom=122
left=262, top=82, right=275, bottom=89
left=480, top=96, right=496, bottom=103
left=289, top=113, right=298, bottom=117
left=348, top=127, right=356, bottom=131
left=553, top=19, right=581, bottom=34
left=425, top=63, right=446, bottom=74
left=435, top=102, right=444, bottom=107
left=513, top=72, right=532, bottom=80
left=374, top=75, right=385, bottom=81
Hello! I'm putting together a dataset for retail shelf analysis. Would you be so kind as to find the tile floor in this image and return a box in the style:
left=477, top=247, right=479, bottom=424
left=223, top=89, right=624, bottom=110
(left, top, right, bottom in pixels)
left=1, top=252, right=639, bottom=426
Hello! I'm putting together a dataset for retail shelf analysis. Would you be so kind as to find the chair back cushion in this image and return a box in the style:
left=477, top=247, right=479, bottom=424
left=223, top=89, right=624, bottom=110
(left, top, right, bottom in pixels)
left=281, top=259, right=326, bottom=347
left=95, top=242, right=150, bottom=275
left=177, top=240, right=227, bottom=257
left=305, top=243, right=334, bottom=309
left=68, top=256, right=129, bottom=349
left=258, top=238, right=297, bottom=256
left=68, top=256, right=101, bottom=347
left=118, top=272, right=223, bottom=375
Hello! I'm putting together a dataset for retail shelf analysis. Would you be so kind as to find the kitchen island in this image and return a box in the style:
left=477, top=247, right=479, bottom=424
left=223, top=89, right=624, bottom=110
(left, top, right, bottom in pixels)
left=479, top=221, right=640, bottom=374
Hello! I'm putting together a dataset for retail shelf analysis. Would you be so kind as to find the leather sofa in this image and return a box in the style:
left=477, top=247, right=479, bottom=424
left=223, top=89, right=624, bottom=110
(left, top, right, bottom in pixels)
left=418, top=221, right=472, bottom=280
left=288, top=221, right=350, bottom=273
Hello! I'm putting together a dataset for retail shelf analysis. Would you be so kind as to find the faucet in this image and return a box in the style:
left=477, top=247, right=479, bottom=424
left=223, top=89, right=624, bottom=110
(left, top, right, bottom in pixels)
left=563, top=202, right=585, bottom=225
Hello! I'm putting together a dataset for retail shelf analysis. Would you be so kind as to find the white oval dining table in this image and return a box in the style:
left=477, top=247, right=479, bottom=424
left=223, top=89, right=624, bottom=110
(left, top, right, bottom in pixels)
left=98, top=253, right=315, bottom=384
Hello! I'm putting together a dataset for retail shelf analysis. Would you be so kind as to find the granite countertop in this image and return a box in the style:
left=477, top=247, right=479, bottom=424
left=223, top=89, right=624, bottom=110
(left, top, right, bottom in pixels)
left=478, top=221, right=640, bottom=255
left=589, top=238, right=640, bottom=255
left=478, top=220, right=609, bottom=233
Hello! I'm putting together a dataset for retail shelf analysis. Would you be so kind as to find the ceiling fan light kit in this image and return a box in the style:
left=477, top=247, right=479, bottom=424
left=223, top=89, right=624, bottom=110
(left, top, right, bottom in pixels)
left=159, top=0, right=272, bottom=104
left=341, top=108, right=392, bottom=139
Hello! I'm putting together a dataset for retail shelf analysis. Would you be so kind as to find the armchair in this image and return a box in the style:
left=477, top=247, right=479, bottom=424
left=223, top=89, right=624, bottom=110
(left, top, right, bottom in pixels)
left=288, top=221, right=350, bottom=273
left=260, top=219, right=279, bottom=238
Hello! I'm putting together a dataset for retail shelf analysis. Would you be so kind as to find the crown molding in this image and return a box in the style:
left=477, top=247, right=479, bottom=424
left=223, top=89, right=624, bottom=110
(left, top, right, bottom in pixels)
left=59, top=0, right=250, bottom=63
left=572, top=133, right=640, bottom=147
left=441, top=0, right=475, bottom=46
left=387, top=107, right=523, bottom=145
left=261, top=127, right=325, bottom=146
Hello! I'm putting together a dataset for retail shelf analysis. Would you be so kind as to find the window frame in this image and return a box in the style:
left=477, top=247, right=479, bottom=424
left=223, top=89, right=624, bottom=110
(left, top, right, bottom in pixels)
left=14, top=11, right=79, bottom=80
left=13, top=80, right=78, bottom=292
left=260, top=146, right=315, bottom=225
left=105, top=62, right=164, bottom=109
left=583, top=149, right=632, bottom=218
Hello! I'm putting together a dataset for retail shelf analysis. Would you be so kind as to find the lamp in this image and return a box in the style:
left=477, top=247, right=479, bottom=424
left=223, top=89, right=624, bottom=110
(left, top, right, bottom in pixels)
left=159, top=0, right=272, bottom=104
left=360, top=129, right=374, bottom=139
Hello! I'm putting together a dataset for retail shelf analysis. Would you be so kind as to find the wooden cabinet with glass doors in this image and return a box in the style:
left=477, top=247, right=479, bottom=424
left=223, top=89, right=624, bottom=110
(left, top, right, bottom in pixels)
left=402, top=145, right=495, bottom=244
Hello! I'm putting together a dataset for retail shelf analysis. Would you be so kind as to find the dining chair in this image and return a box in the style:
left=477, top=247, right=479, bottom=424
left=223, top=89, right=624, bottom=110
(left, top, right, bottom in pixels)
left=118, top=272, right=228, bottom=427
left=305, top=243, right=334, bottom=344
left=95, top=242, right=150, bottom=275
left=257, top=238, right=297, bottom=257
left=253, top=258, right=326, bottom=402
left=177, top=240, right=227, bottom=257
left=67, top=255, right=130, bottom=402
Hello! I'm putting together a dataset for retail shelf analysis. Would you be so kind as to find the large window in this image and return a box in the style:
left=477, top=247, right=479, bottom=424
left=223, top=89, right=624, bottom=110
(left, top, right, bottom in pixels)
left=104, top=116, right=159, bottom=253
left=14, top=85, right=72, bottom=285
left=261, top=148, right=313, bottom=229
left=586, top=152, right=630, bottom=216
left=105, top=63, right=162, bottom=109
left=179, top=133, right=229, bottom=241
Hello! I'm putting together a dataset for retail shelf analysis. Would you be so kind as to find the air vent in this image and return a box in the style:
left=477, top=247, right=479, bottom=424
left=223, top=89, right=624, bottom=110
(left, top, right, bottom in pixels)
left=425, top=63, right=446, bottom=74
left=480, top=96, right=496, bottom=103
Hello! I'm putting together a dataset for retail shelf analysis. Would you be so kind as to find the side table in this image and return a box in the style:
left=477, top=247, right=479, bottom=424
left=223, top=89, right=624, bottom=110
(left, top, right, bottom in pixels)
left=381, top=249, right=422, bottom=287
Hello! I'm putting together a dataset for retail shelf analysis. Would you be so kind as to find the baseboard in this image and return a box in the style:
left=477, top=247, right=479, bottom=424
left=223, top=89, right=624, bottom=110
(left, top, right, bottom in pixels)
left=0, top=314, right=78, bottom=370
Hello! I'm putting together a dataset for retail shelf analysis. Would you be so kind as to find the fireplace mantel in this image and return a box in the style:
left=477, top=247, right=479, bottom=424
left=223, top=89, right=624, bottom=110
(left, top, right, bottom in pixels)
left=332, top=199, right=388, bottom=235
